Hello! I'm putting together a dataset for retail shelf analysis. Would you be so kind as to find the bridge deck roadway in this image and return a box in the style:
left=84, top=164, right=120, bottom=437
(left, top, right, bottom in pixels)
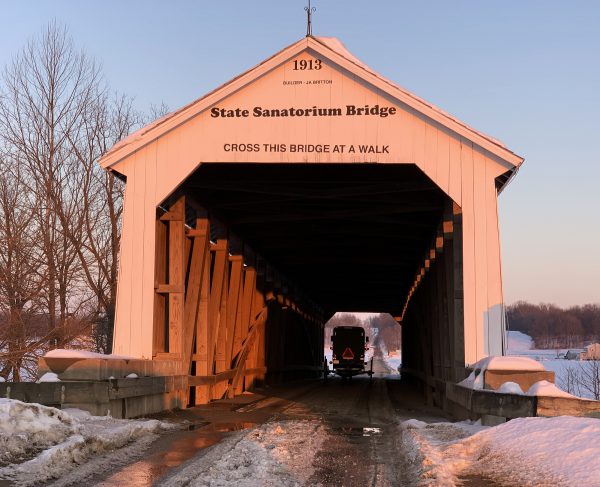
left=79, top=348, right=491, bottom=486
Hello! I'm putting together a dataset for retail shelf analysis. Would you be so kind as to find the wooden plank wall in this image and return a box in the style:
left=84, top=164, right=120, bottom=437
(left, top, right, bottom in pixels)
left=150, top=197, right=323, bottom=405
left=401, top=199, right=466, bottom=394
left=107, top=44, right=518, bottom=366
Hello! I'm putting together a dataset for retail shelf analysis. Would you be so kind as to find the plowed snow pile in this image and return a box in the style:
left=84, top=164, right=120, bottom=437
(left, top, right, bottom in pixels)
left=160, top=420, right=327, bottom=486
left=0, top=398, right=173, bottom=486
left=401, top=416, right=600, bottom=486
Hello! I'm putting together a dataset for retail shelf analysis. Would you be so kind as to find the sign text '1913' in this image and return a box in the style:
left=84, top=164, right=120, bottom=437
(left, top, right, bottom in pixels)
left=293, top=59, right=322, bottom=70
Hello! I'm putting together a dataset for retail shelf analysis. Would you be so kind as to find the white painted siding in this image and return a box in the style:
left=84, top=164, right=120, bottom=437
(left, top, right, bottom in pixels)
left=109, top=45, right=517, bottom=363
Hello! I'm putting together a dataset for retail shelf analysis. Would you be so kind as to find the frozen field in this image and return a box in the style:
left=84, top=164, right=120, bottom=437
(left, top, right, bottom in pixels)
left=507, top=331, right=596, bottom=399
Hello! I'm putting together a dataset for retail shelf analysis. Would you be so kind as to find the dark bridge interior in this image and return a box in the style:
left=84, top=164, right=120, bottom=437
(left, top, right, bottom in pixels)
left=155, top=162, right=465, bottom=404
left=182, top=163, right=447, bottom=317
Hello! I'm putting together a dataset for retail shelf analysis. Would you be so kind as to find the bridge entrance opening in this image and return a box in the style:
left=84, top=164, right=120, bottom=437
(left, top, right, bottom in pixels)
left=181, top=163, right=447, bottom=316
left=149, top=162, right=465, bottom=404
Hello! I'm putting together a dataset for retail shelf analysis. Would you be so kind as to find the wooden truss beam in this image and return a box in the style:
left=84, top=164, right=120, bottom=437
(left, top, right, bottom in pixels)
left=153, top=202, right=323, bottom=406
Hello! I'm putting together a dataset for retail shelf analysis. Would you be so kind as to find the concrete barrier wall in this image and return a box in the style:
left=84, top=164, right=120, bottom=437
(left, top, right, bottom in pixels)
left=0, top=376, right=187, bottom=418
left=38, top=357, right=183, bottom=381
left=446, top=382, right=600, bottom=421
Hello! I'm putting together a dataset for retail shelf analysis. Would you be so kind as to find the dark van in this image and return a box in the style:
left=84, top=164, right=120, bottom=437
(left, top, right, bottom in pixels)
left=329, top=326, right=373, bottom=379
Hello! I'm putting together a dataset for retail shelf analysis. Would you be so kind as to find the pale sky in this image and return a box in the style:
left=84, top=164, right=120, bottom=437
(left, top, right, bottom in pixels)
left=1, top=1, right=598, bottom=307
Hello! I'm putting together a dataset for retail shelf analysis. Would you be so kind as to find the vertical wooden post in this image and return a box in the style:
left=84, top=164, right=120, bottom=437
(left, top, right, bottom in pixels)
left=434, top=251, right=445, bottom=381
left=167, top=197, right=185, bottom=356
left=275, top=302, right=285, bottom=383
left=153, top=218, right=168, bottom=355
left=194, top=239, right=212, bottom=404
left=226, top=256, right=244, bottom=367
left=445, top=229, right=456, bottom=381
left=232, top=267, right=256, bottom=396
left=183, top=220, right=210, bottom=375
left=214, top=255, right=230, bottom=399
left=453, top=203, right=466, bottom=381
left=208, top=239, right=228, bottom=399
left=246, top=265, right=266, bottom=388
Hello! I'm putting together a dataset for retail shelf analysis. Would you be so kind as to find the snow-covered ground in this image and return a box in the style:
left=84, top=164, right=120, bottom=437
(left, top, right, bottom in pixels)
left=160, top=420, right=327, bottom=486
left=507, top=330, right=598, bottom=399
left=382, top=351, right=401, bottom=372
left=2, top=330, right=596, bottom=486
left=507, top=331, right=573, bottom=361
left=457, top=355, right=577, bottom=397
left=506, top=330, right=534, bottom=352
left=0, top=398, right=175, bottom=486
left=402, top=416, right=600, bottom=486
left=395, top=331, right=600, bottom=484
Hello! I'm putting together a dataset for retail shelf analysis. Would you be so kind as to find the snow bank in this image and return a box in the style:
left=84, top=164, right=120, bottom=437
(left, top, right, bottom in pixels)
left=497, top=381, right=523, bottom=394
left=44, top=349, right=136, bottom=360
left=38, top=372, right=60, bottom=382
left=401, top=419, right=428, bottom=430
left=507, top=330, right=534, bottom=352
left=527, top=380, right=577, bottom=398
left=402, top=416, right=600, bottom=486
left=0, top=399, right=76, bottom=467
left=383, top=351, right=402, bottom=373
left=478, top=355, right=545, bottom=372
left=400, top=420, right=485, bottom=486
left=161, top=420, right=327, bottom=486
left=459, top=355, right=545, bottom=390
left=458, top=370, right=484, bottom=390
left=488, top=379, right=577, bottom=398
left=0, top=399, right=173, bottom=486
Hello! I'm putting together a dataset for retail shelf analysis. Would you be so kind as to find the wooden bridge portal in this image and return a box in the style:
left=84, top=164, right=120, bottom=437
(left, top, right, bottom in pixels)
left=99, top=36, right=523, bottom=405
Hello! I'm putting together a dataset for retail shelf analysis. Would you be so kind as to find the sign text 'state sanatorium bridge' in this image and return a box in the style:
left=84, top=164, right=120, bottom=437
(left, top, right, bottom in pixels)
left=98, top=36, right=524, bottom=408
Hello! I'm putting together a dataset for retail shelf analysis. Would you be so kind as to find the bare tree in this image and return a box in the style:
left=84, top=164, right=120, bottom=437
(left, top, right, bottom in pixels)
left=0, top=155, right=43, bottom=380
left=0, top=22, right=144, bottom=377
left=368, top=314, right=401, bottom=352
left=147, top=101, right=170, bottom=122
left=0, top=22, right=103, bottom=348
left=64, top=92, right=139, bottom=352
left=558, top=364, right=582, bottom=397
left=578, top=360, right=600, bottom=400
left=557, top=361, right=600, bottom=400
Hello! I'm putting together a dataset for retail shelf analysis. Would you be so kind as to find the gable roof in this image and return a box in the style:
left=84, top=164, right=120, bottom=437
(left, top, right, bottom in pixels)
left=99, top=36, right=524, bottom=170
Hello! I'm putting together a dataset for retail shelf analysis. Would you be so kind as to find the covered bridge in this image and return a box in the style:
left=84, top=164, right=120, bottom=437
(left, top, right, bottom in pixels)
left=99, top=36, right=523, bottom=405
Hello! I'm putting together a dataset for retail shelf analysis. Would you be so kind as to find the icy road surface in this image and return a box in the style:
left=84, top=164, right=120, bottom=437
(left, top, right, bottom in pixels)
left=3, top=347, right=599, bottom=486
left=86, top=348, right=452, bottom=486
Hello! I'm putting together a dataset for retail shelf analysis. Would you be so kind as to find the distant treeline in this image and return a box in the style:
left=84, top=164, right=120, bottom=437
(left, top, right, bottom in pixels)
left=507, top=302, right=600, bottom=349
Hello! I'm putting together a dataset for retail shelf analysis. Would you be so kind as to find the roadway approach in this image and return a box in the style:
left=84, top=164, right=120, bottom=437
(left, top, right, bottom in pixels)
left=67, top=347, right=501, bottom=487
